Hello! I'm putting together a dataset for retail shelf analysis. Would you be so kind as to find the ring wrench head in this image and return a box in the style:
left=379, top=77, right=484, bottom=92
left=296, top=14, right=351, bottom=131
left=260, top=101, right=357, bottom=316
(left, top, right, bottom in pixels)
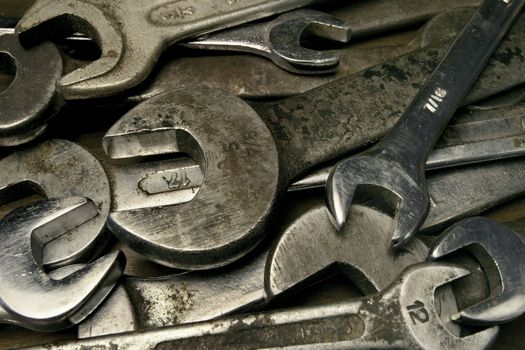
left=429, top=216, right=525, bottom=325
left=0, top=197, right=125, bottom=332
left=103, top=87, right=279, bottom=269
left=0, top=139, right=111, bottom=269
left=0, top=34, right=63, bottom=146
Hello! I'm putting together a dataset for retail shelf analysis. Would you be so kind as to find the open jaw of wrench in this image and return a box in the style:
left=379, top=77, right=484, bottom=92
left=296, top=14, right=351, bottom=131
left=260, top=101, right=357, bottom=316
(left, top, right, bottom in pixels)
left=101, top=12, right=525, bottom=270
left=76, top=156, right=525, bottom=338
left=429, top=217, right=525, bottom=326
left=14, top=0, right=319, bottom=99
left=0, top=34, right=63, bottom=146
left=326, top=0, right=525, bottom=249
left=291, top=102, right=525, bottom=191
left=0, top=139, right=111, bottom=269
left=0, top=197, right=125, bottom=332
left=183, top=9, right=351, bottom=74
left=31, top=264, right=499, bottom=350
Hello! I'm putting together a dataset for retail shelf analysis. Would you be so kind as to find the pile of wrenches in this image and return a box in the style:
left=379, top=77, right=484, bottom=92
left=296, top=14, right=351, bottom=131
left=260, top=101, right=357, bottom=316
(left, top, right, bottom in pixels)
left=1, top=0, right=525, bottom=348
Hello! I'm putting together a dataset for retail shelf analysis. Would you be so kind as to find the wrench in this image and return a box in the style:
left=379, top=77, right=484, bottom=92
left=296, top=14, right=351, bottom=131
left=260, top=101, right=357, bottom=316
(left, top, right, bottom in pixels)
left=182, top=10, right=351, bottom=74
left=429, top=217, right=525, bottom=325
left=14, top=0, right=320, bottom=99
left=0, top=197, right=125, bottom=332
left=101, top=12, right=525, bottom=269
left=291, top=103, right=525, bottom=191
left=0, top=139, right=111, bottom=269
left=326, top=0, right=525, bottom=248
left=29, top=264, right=499, bottom=350
left=75, top=156, right=525, bottom=338
left=0, top=34, right=63, bottom=147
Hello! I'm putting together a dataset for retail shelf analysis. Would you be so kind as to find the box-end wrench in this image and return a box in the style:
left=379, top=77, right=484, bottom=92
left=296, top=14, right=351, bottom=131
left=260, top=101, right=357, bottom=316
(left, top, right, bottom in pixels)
left=14, top=0, right=320, bottom=99
left=101, top=12, right=525, bottom=270
left=0, top=197, right=125, bottom=332
left=429, top=217, right=525, bottom=325
left=326, top=0, right=525, bottom=248
left=0, top=139, right=111, bottom=269
left=31, top=264, right=498, bottom=350
left=291, top=104, right=525, bottom=191
left=76, top=157, right=525, bottom=338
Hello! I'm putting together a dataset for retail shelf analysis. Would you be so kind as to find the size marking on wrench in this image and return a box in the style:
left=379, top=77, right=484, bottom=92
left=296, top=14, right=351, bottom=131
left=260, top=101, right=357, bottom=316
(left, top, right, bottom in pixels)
left=326, top=0, right=525, bottom=248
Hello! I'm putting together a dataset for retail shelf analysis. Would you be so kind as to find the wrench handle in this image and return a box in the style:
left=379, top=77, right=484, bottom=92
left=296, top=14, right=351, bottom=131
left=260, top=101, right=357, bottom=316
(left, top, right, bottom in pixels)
left=377, top=0, right=524, bottom=168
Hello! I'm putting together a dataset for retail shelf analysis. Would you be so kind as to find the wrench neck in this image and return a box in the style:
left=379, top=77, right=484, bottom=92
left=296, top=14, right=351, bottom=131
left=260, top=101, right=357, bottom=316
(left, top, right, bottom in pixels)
left=377, top=0, right=525, bottom=169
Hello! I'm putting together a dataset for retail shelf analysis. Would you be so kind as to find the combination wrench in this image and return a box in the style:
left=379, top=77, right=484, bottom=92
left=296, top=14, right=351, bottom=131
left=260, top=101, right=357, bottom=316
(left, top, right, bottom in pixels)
left=326, top=0, right=525, bottom=248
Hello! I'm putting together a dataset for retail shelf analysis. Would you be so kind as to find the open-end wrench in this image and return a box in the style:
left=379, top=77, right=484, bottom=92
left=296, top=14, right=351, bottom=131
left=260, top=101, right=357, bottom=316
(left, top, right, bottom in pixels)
left=182, top=10, right=351, bottom=75
left=14, top=0, right=320, bottom=99
left=0, top=34, right=62, bottom=147
left=100, top=13, right=525, bottom=269
left=75, top=157, right=525, bottom=338
left=429, top=217, right=525, bottom=325
left=291, top=103, right=525, bottom=191
left=326, top=0, right=525, bottom=248
left=0, top=139, right=111, bottom=269
left=30, top=264, right=499, bottom=350
left=0, top=197, right=125, bottom=332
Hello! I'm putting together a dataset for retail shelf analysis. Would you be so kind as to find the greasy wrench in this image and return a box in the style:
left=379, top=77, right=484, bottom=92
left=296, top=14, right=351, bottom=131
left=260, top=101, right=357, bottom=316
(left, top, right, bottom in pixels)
left=15, top=0, right=319, bottom=99
left=100, top=10, right=525, bottom=269
left=76, top=157, right=525, bottom=338
left=0, top=139, right=111, bottom=269
left=0, top=197, right=125, bottom=332
left=291, top=103, right=525, bottom=191
left=31, top=264, right=499, bottom=350
left=429, top=217, right=525, bottom=325
left=326, top=0, right=525, bottom=248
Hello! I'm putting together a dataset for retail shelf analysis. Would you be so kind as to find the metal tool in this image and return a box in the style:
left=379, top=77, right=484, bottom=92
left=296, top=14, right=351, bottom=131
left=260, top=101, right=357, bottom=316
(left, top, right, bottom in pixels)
left=101, top=17, right=525, bottom=269
left=75, top=156, right=525, bottom=338
left=0, top=139, right=111, bottom=268
left=182, top=10, right=351, bottom=74
left=14, top=0, right=320, bottom=99
left=429, top=217, right=525, bottom=325
left=0, top=197, right=125, bottom=332
left=326, top=0, right=525, bottom=249
left=291, top=103, right=525, bottom=191
left=31, top=264, right=499, bottom=350
left=0, top=33, right=63, bottom=146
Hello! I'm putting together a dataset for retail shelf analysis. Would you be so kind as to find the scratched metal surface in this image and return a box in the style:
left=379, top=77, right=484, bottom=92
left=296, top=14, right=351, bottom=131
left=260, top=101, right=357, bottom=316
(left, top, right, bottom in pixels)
left=1, top=0, right=525, bottom=349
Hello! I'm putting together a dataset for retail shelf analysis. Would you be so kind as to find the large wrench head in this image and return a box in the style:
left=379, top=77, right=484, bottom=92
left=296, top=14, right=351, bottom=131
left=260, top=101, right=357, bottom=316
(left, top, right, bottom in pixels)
left=396, top=263, right=499, bottom=349
left=0, top=197, right=125, bottom=332
left=266, top=202, right=429, bottom=298
left=103, top=87, right=279, bottom=269
left=0, top=34, right=63, bottom=146
left=15, top=0, right=126, bottom=99
left=0, top=139, right=111, bottom=269
left=326, top=154, right=428, bottom=249
left=429, top=217, right=525, bottom=325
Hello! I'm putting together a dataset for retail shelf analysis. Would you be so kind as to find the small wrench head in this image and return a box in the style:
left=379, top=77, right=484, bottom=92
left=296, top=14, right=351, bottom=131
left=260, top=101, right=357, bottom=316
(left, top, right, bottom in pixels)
left=396, top=263, right=499, bottom=350
left=429, top=217, right=525, bottom=325
left=267, top=10, right=351, bottom=73
left=0, top=139, right=112, bottom=269
left=0, top=34, right=63, bottom=146
left=326, top=154, right=428, bottom=249
left=0, top=197, right=125, bottom=332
